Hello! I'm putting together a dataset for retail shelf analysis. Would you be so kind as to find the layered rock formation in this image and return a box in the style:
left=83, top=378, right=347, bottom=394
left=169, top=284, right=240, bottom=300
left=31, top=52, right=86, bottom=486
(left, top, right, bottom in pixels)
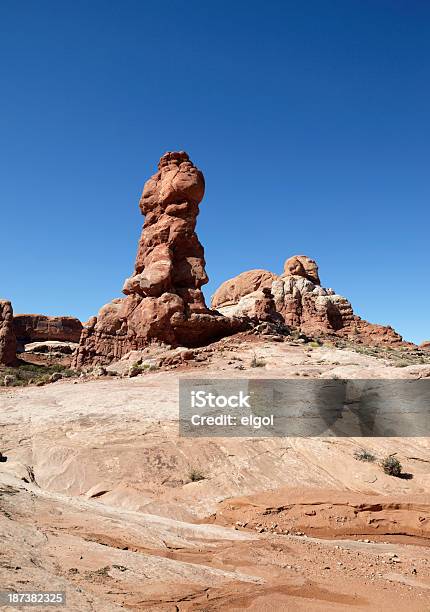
left=74, top=152, right=244, bottom=366
left=212, top=256, right=406, bottom=346
left=13, top=315, right=83, bottom=344
left=0, top=300, right=17, bottom=365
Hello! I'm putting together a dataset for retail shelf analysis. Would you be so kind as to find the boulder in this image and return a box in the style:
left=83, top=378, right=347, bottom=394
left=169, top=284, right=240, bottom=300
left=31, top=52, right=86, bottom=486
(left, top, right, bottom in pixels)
left=74, top=152, right=245, bottom=366
left=283, top=255, right=320, bottom=285
left=217, top=287, right=282, bottom=323
left=212, top=269, right=277, bottom=309
left=0, top=300, right=17, bottom=365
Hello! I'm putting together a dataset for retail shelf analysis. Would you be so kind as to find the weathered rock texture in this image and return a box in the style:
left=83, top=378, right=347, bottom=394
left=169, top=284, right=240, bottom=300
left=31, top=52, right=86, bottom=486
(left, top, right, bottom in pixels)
left=212, top=270, right=277, bottom=309
left=18, top=341, right=77, bottom=368
left=13, top=315, right=83, bottom=344
left=75, top=152, right=244, bottom=366
left=0, top=300, right=17, bottom=365
left=212, top=256, right=407, bottom=347
left=215, top=286, right=282, bottom=324
left=283, top=255, right=320, bottom=285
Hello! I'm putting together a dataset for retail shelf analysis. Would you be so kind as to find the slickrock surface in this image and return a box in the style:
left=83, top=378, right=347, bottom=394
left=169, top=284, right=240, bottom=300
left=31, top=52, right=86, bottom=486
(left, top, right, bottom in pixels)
left=0, top=299, right=17, bottom=365
left=13, top=314, right=83, bottom=344
left=75, top=152, right=243, bottom=367
left=2, top=338, right=430, bottom=609
left=212, top=256, right=407, bottom=347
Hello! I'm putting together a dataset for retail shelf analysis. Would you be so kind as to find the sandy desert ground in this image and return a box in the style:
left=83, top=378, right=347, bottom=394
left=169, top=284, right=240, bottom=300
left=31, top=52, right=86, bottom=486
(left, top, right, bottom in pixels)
left=1, top=337, right=430, bottom=611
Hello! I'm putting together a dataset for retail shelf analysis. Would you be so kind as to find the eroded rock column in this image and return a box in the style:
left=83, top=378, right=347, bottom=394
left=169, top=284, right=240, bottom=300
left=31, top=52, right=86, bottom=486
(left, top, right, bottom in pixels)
left=0, top=300, right=17, bottom=365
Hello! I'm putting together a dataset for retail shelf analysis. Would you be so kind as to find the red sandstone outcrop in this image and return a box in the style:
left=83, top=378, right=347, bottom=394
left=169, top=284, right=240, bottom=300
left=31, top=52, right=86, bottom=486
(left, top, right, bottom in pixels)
left=270, top=274, right=354, bottom=333
left=122, top=151, right=208, bottom=301
left=74, top=152, right=244, bottom=366
left=13, top=315, right=83, bottom=344
left=212, top=269, right=276, bottom=309
left=283, top=255, right=320, bottom=285
left=0, top=300, right=17, bottom=365
left=212, top=257, right=407, bottom=347
left=215, top=286, right=282, bottom=324
left=420, top=341, right=430, bottom=351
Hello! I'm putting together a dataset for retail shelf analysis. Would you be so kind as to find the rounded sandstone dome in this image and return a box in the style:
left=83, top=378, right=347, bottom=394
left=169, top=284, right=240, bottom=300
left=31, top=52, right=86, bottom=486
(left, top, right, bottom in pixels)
left=283, top=255, right=320, bottom=285
left=211, top=269, right=277, bottom=309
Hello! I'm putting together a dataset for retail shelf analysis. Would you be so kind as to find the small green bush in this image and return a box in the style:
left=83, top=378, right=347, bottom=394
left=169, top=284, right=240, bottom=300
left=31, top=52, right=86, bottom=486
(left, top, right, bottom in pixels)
left=0, top=364, right=75, bottom=387
left=353, top=448, right=376, bottom=463
left=381, top=456, right=402, bottom=477
left=394, top=360, right=409, bottom=368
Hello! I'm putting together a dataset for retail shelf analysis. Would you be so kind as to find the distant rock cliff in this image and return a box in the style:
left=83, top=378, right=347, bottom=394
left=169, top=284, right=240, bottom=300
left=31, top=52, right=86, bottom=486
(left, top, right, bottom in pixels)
left=13, top=315, right=82, bottom=344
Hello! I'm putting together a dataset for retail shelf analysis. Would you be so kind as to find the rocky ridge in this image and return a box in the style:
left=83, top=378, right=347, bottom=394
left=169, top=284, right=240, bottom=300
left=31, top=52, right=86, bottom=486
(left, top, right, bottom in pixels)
left=212, top=255, right=406, bottom=347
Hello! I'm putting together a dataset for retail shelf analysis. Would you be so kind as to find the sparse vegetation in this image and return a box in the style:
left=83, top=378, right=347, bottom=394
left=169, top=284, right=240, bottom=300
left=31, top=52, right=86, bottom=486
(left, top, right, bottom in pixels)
left=340, top=341, right=430, bottom=367
left=187, top=467, right=205, bottom=482
left=394, top=360, right=409, bottom=368
left=381, top=455, right=402, bottom=477
left=129, top=361, right=158, bottom=377
left=250, top=353, right=266, bottom=368
left=0, top=363, right=75, bottom=387
left=353, top=448, right=376, bottom=463
left=128, top=364, right=142, bottom=377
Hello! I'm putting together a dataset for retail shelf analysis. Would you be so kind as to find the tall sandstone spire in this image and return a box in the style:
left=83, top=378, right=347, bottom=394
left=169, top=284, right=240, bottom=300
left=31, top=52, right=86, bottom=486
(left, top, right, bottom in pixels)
left=74, top=152, right=243, bottom=366
left=0, top=300, right=17, bottom=366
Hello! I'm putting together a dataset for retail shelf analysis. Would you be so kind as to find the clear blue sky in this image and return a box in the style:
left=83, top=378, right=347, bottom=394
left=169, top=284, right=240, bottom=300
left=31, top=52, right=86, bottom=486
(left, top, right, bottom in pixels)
left=1, top=1, right=429, bottom=343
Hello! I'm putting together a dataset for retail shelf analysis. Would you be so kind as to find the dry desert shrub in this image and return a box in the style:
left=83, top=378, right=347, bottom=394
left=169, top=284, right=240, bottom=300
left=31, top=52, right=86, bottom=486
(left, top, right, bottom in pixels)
left=381, top=456, right=402, bottom=477
left=187, top=467, right=206, bottom=482
left=250, top=353, right=266, bottom=368
left=353, top=448, right=376, bottom=463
